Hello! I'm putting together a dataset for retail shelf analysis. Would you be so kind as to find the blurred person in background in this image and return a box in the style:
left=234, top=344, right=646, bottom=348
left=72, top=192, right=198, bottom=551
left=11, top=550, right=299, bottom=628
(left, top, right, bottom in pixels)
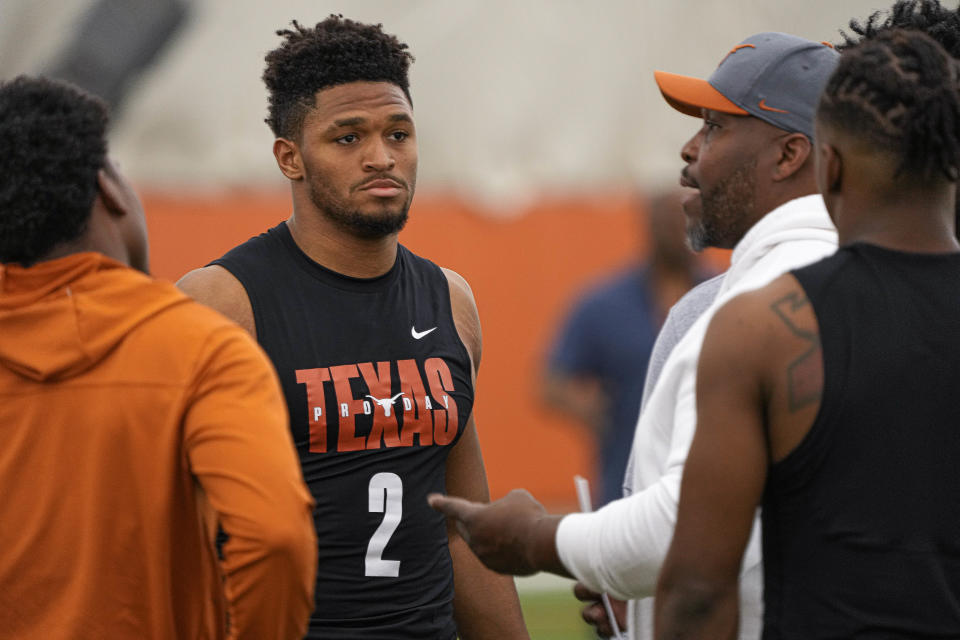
left=541, top=190, right=703, bottom=507
left=430, top=32, right=839, bottom=640
left=177, top=15, right=528, bottom=640
left=657, top=28, right=960, bottom=638
left=0, top=76, right=315, bottom=640
left=576, top=199, right=728, bottom=636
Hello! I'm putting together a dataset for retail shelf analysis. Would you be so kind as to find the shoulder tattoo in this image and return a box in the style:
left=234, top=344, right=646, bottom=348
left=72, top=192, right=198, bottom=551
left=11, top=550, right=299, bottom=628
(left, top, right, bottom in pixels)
left=770, top=291, right=822, bottom=412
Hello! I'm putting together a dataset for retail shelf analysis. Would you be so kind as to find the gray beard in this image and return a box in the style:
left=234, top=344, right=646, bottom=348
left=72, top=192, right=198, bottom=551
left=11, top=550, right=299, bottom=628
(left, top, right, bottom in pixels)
left=688, top=159, right=757, bottom=251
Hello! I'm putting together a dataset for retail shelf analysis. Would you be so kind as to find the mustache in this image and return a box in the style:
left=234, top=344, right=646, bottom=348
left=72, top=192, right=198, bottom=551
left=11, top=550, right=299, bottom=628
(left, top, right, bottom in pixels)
left=352, top=174, right=409, bottom=191
left=680, top=168, right=699, bottom=189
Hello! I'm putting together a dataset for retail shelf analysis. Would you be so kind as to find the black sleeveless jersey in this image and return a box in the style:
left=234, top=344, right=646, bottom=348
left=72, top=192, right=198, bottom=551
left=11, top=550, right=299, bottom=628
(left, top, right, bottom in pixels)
left=212, top=222, right=471, bottom=639
left=762, top=243, right=960, bottom=639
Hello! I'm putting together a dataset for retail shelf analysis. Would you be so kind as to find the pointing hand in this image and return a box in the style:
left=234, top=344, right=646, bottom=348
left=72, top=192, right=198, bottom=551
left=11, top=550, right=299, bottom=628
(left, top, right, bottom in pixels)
left=427, top=489, right=568, bottom=577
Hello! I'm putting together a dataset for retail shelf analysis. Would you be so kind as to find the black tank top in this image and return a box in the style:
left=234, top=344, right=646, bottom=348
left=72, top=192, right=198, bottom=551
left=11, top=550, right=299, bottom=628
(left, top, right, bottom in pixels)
left=213, top=222, right=471, bottom=639
left=763, top=243, right=960, bottom=638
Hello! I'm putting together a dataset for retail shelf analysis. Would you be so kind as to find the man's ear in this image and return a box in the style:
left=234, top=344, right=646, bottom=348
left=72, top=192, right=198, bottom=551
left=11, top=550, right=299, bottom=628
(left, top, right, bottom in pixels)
left=96, top=168, right=130, bottom=218
left=273, top=138, right=304, bottom=180
left=772, top=133, right=813, bottom=182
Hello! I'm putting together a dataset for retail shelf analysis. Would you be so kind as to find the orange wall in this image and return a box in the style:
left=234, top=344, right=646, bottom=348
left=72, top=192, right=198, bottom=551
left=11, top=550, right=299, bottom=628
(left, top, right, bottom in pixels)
left=143, top=189, right=723, bottom=509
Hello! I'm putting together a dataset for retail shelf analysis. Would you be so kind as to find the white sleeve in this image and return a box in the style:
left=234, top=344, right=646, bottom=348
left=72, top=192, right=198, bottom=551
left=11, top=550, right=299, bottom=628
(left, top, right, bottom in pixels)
left=555, top=362, right=698, bottom=600
left=556, top=270, right=773, bottom=606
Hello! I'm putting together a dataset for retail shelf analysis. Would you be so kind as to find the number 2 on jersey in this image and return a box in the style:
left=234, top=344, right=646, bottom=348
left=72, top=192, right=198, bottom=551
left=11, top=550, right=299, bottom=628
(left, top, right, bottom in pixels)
left=366, top=472, right=402, bottom=577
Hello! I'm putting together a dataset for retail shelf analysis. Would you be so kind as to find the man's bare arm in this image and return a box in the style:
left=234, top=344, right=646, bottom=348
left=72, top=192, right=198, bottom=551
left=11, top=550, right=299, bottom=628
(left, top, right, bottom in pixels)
left=177, top=265, right=256, bottom=337
left=654, top=290, right=772, bottom=640
left=441, top=268, right=530, bottom=639
left=655, top=274, right=822, bottom=638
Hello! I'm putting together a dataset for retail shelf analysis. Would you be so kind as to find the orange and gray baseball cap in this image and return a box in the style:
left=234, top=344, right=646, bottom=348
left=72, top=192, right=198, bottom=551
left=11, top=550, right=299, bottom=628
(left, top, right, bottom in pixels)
left=654, top=32, right=839, bottom=138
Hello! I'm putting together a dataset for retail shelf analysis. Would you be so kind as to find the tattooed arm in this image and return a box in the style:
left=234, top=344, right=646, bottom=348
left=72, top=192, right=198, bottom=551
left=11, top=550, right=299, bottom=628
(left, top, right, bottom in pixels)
left=654, top=274, right=822, bottom=640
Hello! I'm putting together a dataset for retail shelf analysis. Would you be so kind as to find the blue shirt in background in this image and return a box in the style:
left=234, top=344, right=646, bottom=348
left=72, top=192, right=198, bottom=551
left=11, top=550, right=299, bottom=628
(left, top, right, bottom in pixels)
left=547, top=265, right=660, bottom=506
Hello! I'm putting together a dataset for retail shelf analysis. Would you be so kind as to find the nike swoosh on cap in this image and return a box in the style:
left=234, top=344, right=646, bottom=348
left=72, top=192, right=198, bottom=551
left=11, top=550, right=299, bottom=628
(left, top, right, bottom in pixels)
left=411, top=326, right=437, bottom=340
left=758, top=98, right=789, bottom=113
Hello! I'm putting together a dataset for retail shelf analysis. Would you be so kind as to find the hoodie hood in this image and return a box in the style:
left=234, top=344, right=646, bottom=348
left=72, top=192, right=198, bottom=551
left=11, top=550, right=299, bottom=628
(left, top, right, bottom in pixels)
left=0, top=253, right=187, bottom=381
left=721, top=194, right=837, bottom=297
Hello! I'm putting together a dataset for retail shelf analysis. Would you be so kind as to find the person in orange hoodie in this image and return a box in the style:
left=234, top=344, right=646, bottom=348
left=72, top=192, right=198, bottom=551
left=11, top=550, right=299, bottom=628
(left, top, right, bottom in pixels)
left=0, top=75, right=316, bottom=639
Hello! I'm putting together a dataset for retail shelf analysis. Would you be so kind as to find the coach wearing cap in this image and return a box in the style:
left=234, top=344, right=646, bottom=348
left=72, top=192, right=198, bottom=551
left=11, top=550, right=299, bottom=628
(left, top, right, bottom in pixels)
left=429, top=33, right=838, bottom=639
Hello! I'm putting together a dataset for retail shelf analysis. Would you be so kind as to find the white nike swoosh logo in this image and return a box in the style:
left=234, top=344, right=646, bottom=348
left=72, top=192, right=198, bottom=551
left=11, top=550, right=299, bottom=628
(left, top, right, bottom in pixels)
left=411, top=326, right=437, bottom=340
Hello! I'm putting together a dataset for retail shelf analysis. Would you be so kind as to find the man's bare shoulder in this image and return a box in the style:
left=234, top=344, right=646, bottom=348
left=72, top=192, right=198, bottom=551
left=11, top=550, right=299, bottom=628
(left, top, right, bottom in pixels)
left=711, top=274, right=809, bottom=336
left=702, top=275, right=811, bottom=376
left=441, top=267, right=474, bottom=302
left=706, top=273, right=822, bottom=425
left=441, top=267, right=481, bottom=370
left=177, top=265, right=255, bottom=337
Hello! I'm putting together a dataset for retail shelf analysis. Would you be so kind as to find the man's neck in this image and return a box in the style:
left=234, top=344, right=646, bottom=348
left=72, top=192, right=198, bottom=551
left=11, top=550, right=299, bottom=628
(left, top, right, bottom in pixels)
left=836, top=186, right=959, bottom=253
left=286, top=210, right=399, bottom=279
left=755, top=182, right=819, bottom=224
left=40, top=204, right=132, bottom=268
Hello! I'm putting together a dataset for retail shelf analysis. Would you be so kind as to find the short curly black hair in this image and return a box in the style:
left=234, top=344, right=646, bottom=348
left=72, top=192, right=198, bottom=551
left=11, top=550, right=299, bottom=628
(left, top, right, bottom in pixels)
left=0, top=76, right=109, bottom=266
left=820, top=29, right=960, bottom=183
left=839, top=0, right=960, bottom=57
left=262, top=15, right=415, bottom=140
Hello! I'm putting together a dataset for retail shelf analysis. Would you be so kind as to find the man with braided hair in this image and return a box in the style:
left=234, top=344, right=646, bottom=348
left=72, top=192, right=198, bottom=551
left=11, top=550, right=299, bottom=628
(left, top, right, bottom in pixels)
left=656, top=29, right=960, bottom=638
left=841, top=0, right=960, bottom=240
left=177, top=15, right=528, bottom=640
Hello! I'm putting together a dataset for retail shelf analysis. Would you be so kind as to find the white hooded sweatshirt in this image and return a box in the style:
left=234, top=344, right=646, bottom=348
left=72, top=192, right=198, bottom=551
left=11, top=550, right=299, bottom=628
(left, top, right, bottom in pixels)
left=555, top=194, right=838, bottom=640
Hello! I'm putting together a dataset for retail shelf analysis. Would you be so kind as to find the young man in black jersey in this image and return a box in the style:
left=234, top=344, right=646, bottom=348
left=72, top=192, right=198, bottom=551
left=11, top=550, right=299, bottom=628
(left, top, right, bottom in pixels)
left=655, top=30, right=960, bottom=638
left=177, top=16, right=528, bottom=640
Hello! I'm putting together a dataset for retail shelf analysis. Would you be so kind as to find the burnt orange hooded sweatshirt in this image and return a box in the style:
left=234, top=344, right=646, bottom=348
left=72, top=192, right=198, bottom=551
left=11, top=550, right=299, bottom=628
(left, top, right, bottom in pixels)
left=0, top=253, right=316, bottom=639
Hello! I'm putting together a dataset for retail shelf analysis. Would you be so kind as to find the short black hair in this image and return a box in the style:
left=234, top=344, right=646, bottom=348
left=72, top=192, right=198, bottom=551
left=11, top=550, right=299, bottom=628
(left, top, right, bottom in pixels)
left=262, top=15, right=414, bottom=139
left=0, top=76, right=109, bottom=266
left=819, top=29, right=960, bottom=183
left=838, top=0, right=960, bottom=57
